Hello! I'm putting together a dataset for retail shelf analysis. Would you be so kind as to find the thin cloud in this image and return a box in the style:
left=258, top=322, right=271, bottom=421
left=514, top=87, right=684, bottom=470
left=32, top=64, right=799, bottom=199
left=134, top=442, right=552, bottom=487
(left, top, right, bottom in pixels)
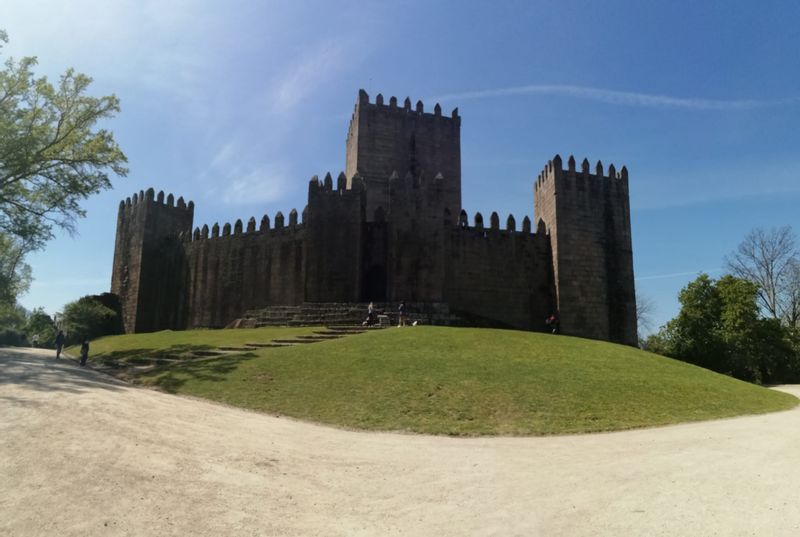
left=431, top=85, right=799, bottom=110
left=222, top=166, right=288, bottom=205
left=636, top=269, right=720, bottom=282
left=269, top=38, right=363, bottom=114
left=206, top=140, right=290, bottom=206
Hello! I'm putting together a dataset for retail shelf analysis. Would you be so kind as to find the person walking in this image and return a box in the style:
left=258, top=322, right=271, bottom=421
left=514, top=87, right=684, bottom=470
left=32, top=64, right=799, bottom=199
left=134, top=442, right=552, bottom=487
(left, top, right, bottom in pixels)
left=54, top=330, right=65, bottom=359
left=79, top=338, right=90, bottom=367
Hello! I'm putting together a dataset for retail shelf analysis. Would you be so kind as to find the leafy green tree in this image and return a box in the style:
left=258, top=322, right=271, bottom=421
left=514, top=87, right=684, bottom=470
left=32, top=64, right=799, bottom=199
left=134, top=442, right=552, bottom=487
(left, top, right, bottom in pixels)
left=648, top=274, right=798, bottom=383
left=0, top=300, right=27, bottom=345
left=24, top=307, right=56, bottom=347
left=0, top=30, right=127, bottom=305
left=667, top=274, right=725, bottom=371
left=0, top=233, right=31, bottom=304
left=61, top=295, right=118, bottom=343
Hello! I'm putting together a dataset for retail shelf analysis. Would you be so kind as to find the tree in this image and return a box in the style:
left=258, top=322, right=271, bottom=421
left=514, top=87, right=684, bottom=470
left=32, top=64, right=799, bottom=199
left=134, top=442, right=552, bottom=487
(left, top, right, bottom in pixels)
left=61, top=295, right=118, bottom=343
left=0, top=233, right=31, bottom=304
left=635, top=292, right=657, bottom=342
left=647, top=273, right=797, bottom=384
left=666, top=274, right=726, bottom=372
left=0, top=300, right=27, bottom=345
left=725, top=226, right=799, bottom=326
left=0, top=30, right=127, bottom=304
left=25, top=307, right=56, bottom=347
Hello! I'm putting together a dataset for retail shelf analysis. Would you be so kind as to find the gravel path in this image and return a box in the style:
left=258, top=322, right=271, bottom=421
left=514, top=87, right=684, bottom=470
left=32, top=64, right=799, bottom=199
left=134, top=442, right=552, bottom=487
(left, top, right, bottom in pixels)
left=2, top=346, right=800, bottom=536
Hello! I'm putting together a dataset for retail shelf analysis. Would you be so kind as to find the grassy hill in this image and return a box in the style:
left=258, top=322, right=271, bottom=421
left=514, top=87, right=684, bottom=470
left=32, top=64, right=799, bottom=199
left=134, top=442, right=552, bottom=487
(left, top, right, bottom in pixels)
left=75, top=326, right=798, bottom=435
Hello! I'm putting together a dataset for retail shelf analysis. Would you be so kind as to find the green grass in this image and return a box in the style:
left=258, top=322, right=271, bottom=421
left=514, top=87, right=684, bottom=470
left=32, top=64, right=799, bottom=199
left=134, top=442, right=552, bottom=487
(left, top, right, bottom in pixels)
left=79, top=326, right=798, bottom=436
left=65, top=326, right=317, bottom=368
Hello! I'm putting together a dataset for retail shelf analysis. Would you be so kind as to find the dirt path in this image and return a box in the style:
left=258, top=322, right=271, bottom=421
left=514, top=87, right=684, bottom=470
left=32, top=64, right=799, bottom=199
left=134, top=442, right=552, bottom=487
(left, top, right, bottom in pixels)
left=2, top=346, right=800, bottom=536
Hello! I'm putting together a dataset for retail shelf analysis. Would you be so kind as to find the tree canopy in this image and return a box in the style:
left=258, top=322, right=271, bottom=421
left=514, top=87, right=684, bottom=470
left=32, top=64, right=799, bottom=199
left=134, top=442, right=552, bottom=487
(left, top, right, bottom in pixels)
left=645, top=273, right=798, bottom=384
left=0, top=30, right=127, bottom=305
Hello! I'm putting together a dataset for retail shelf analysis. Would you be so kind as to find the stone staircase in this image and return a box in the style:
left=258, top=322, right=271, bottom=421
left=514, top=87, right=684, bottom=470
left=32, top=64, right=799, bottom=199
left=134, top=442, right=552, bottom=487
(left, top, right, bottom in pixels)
left=229, top=302, right=465, bottom=329
left=214, top=324, right=372, bottom=353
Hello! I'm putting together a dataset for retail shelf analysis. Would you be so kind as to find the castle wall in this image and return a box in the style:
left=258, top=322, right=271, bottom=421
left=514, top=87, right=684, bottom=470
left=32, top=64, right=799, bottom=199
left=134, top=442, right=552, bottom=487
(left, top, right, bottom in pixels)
left=534, top=156, right=637, bottom=345
left=385, top=171, right=451, bottom=302
left=443, top=216, right=554, bottom=330
left=110, top=91, right=637, bottom=345
left=111, top=189, right=193, bottom=333
left=346, top=90, right=461, bottom=222
left=304, top=174, right=364, bottom=302
left=185, top=214, right=306, bottom=328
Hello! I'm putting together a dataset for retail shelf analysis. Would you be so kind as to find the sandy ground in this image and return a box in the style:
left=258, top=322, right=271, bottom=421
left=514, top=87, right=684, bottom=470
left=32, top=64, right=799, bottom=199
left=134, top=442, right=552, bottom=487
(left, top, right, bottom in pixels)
left=2, top=347, right=800, bottom=537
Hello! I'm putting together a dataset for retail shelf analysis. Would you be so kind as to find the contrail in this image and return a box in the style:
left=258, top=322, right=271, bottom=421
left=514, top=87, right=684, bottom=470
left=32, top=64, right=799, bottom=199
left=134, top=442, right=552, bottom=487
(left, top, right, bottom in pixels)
left=430, top=85, right=798, bottom=110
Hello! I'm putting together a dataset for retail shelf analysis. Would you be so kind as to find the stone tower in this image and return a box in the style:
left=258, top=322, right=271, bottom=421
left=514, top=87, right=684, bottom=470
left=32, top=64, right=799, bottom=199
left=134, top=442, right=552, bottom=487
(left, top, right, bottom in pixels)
left=345, top=89, right=461, bottom=222
left=111, top=188, right=193, bottom=333
left=534, top=155, right=637, bottom=346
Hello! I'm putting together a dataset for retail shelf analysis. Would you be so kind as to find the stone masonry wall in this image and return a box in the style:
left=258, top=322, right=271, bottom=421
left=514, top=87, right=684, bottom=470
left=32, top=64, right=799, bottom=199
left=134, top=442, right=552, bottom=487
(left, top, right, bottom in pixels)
left=444, top=213, right=554, bottom=330
left=385, top=171, right=452, bottom=303
left=185, top=210, right=306, bottom=329
left=304, top=173, right=364, bottom=303
left=111, top=189, right=193, bottom=333
left=534, top=155, right=637, bottom=345
left=346, top=90, right=461, bottom=222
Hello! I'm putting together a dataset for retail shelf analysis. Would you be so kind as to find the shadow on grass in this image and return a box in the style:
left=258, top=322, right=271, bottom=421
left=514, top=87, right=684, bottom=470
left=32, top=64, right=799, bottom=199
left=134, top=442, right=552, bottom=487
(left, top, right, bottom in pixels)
left=138, top=352, right=259, bottom=394
left=94, top=344, right=220, bottom=367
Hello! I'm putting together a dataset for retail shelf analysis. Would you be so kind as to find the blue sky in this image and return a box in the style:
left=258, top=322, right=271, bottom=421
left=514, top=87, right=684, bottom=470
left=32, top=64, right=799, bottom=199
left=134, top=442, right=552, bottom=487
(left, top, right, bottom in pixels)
left=4, top=0, right=800, bottom=332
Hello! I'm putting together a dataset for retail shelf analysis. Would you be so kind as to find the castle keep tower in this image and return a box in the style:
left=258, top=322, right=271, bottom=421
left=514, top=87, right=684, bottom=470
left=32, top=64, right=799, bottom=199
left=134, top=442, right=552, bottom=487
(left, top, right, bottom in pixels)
left=110, top=89, right=637, bottom=346
left=345, top=90, right=461, bottom=222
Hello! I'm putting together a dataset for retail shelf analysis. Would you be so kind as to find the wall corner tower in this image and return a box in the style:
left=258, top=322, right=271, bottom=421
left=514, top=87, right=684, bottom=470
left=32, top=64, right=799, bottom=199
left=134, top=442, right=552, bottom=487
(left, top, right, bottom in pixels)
left=111, top=189, right=194, bottom=333
left=534, top=156, right=637, bottom=345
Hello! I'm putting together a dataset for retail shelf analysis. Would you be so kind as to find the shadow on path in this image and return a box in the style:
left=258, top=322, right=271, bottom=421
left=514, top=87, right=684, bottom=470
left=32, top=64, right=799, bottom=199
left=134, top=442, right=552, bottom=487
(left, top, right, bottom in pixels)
left=0, top=347, right=126, bottom=403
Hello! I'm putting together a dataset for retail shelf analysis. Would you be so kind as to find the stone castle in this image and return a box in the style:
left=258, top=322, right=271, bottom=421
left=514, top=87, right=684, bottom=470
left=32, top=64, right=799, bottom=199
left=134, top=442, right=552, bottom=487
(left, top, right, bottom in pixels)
left=111, top=89, right=637, bottom=345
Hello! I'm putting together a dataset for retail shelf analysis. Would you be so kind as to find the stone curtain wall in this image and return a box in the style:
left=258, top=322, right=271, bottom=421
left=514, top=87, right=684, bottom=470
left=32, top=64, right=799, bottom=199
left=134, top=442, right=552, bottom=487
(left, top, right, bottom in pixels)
left=444, top=216, right=554, bottom=331
left=184, top=211, right=306, bottom=329
left=534, top=155, right=637, bottom=345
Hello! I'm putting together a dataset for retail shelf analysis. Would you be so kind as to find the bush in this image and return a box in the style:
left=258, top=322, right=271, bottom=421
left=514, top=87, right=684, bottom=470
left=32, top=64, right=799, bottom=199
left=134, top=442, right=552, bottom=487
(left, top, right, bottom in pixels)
left=0, top=328, right=26, bottom=346
left=62, top=294, right=121, bottom=344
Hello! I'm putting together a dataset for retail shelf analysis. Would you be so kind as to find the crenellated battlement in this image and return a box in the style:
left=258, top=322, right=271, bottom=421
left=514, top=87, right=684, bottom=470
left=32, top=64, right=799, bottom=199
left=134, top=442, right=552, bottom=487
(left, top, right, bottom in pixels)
left=118, top=187, right=194, bottom=214
left=347, top=89, right=460, bottom=139
left=189, top=207, right=306, bottom=242
left=307, top=171, right=365, bottom=197
left=534, top=154, right=629, bottom=196
left=455, top=210, right=539, bottom=237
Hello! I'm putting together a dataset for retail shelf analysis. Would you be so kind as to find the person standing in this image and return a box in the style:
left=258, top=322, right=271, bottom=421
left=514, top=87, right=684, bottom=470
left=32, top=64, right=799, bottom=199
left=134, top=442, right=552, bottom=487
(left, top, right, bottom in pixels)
left=54, top=330, right=65, bottom=359
left=398, top=301, right=407, bottom=327
left=79, top=338, right=90, bottom=367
